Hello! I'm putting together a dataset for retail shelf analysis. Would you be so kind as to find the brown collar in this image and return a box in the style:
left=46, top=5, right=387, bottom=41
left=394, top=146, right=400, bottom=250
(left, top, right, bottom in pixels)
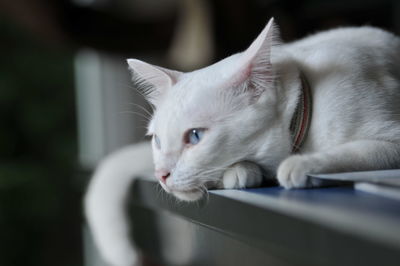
left=289, top=72, right=312, bottom=153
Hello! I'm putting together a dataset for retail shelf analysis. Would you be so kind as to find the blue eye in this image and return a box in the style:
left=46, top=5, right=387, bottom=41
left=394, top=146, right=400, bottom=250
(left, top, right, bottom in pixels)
left=153, top=134, right=161, bottom=149
left=185, top=128, right=205, bottom=145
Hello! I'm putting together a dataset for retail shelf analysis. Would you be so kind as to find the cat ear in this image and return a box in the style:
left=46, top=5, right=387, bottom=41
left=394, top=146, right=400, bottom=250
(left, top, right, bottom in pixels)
left=232, top=18, right=280, bottom=97
left=127, top=59, right=182, bottom=106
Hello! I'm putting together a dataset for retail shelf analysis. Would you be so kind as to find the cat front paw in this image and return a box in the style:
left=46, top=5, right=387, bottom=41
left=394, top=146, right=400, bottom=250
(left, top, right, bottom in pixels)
left=221, top=162, right=263, bottom=189
left=277, top=155, right=320, bottom=189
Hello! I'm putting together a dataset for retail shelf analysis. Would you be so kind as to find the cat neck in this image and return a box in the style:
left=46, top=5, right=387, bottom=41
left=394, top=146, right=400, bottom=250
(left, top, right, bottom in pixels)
left=249, top=60, right=307, bottom=172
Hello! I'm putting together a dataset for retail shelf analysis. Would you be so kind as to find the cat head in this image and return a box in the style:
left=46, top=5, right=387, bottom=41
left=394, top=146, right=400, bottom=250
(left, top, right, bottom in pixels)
left=128, top=18, right=290, bottom=201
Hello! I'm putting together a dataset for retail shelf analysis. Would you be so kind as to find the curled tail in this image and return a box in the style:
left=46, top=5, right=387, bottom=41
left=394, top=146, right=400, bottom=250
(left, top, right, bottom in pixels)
left=85, top=142, right=153, bottom=266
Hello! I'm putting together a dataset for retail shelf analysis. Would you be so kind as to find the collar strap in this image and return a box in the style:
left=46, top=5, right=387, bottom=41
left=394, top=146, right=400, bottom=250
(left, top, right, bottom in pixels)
left=289, top=72, right=312, bottom=153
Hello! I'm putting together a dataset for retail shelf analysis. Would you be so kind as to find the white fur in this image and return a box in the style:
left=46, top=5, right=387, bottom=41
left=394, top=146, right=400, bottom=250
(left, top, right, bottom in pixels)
left=85, top=18, right=400, bottom=266
left=221, top=161, right=264, bottom=189
left=85, top=142, right=153, bottom=266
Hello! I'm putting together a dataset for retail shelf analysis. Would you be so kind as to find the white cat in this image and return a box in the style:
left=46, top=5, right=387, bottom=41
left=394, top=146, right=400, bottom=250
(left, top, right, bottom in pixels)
left=85, top=18, right=400, bottom=266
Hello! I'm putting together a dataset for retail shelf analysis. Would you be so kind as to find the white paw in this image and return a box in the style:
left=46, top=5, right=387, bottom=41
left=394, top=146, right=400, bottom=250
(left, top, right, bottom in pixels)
left=102, top=244, right=138, bottom=266
left=277, top=155, right=319, bottom=189
left=222, top=162, right=263, bottom=189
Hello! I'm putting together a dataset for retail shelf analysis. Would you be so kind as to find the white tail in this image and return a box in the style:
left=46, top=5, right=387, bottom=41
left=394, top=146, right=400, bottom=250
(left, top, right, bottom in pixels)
left=85, top=142, right=154, bottom=266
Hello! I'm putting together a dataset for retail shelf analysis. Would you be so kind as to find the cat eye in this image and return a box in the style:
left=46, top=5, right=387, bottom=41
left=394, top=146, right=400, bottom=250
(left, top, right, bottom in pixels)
left=184, top=128, right=206, bottom=145
left=153, top=134, right=161, bottom=149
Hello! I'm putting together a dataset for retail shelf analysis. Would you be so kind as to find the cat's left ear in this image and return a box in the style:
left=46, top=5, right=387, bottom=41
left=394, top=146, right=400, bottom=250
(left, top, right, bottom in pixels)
left=127, top=59, right=182, bottom=106
left=232, top=18, right=280, bottom=97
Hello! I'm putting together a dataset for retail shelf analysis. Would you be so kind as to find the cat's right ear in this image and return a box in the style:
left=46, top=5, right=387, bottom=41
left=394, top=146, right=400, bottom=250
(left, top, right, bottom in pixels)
left=127, top=59, right=182, bottom=106
left=226, top=18, right=280, bottom=100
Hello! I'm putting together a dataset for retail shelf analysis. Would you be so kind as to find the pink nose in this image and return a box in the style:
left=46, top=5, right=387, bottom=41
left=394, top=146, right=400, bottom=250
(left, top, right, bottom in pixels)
left=155, top=169, right=170, bottom=184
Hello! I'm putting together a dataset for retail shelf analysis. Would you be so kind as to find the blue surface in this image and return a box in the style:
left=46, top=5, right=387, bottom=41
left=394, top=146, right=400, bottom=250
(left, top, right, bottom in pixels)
left=243, top=185, right=400, bottom=220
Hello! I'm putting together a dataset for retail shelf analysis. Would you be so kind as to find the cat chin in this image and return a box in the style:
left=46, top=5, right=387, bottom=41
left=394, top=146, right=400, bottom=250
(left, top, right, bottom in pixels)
left=172, top=190, right=204, bottom=202
left=159, top=180, right=205, bottom=201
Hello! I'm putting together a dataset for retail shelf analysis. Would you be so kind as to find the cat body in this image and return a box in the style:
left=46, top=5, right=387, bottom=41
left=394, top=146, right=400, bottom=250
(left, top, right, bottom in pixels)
left=277, top=26, right=400, bottom=186
left=85, top=18, right=400, bottom=266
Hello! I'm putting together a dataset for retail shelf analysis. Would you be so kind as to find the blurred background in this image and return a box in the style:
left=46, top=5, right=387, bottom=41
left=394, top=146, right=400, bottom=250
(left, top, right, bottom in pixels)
left=0, top=0, right=399, bottom=265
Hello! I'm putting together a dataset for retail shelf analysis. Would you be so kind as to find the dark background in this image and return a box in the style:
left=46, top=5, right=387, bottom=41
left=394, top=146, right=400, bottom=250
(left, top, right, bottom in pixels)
left=0, top=0, right=399, bottom=265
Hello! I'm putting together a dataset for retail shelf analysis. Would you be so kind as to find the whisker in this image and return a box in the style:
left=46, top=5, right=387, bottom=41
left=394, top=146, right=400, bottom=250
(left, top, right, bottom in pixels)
left=127, top=103, right=153, bottom=118
left=119, top=110, right=151, bottom=120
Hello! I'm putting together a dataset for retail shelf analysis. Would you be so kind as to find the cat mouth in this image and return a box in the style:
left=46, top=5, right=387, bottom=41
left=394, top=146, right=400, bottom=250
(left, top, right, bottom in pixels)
left=159, top=181, right=205, bottom=201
